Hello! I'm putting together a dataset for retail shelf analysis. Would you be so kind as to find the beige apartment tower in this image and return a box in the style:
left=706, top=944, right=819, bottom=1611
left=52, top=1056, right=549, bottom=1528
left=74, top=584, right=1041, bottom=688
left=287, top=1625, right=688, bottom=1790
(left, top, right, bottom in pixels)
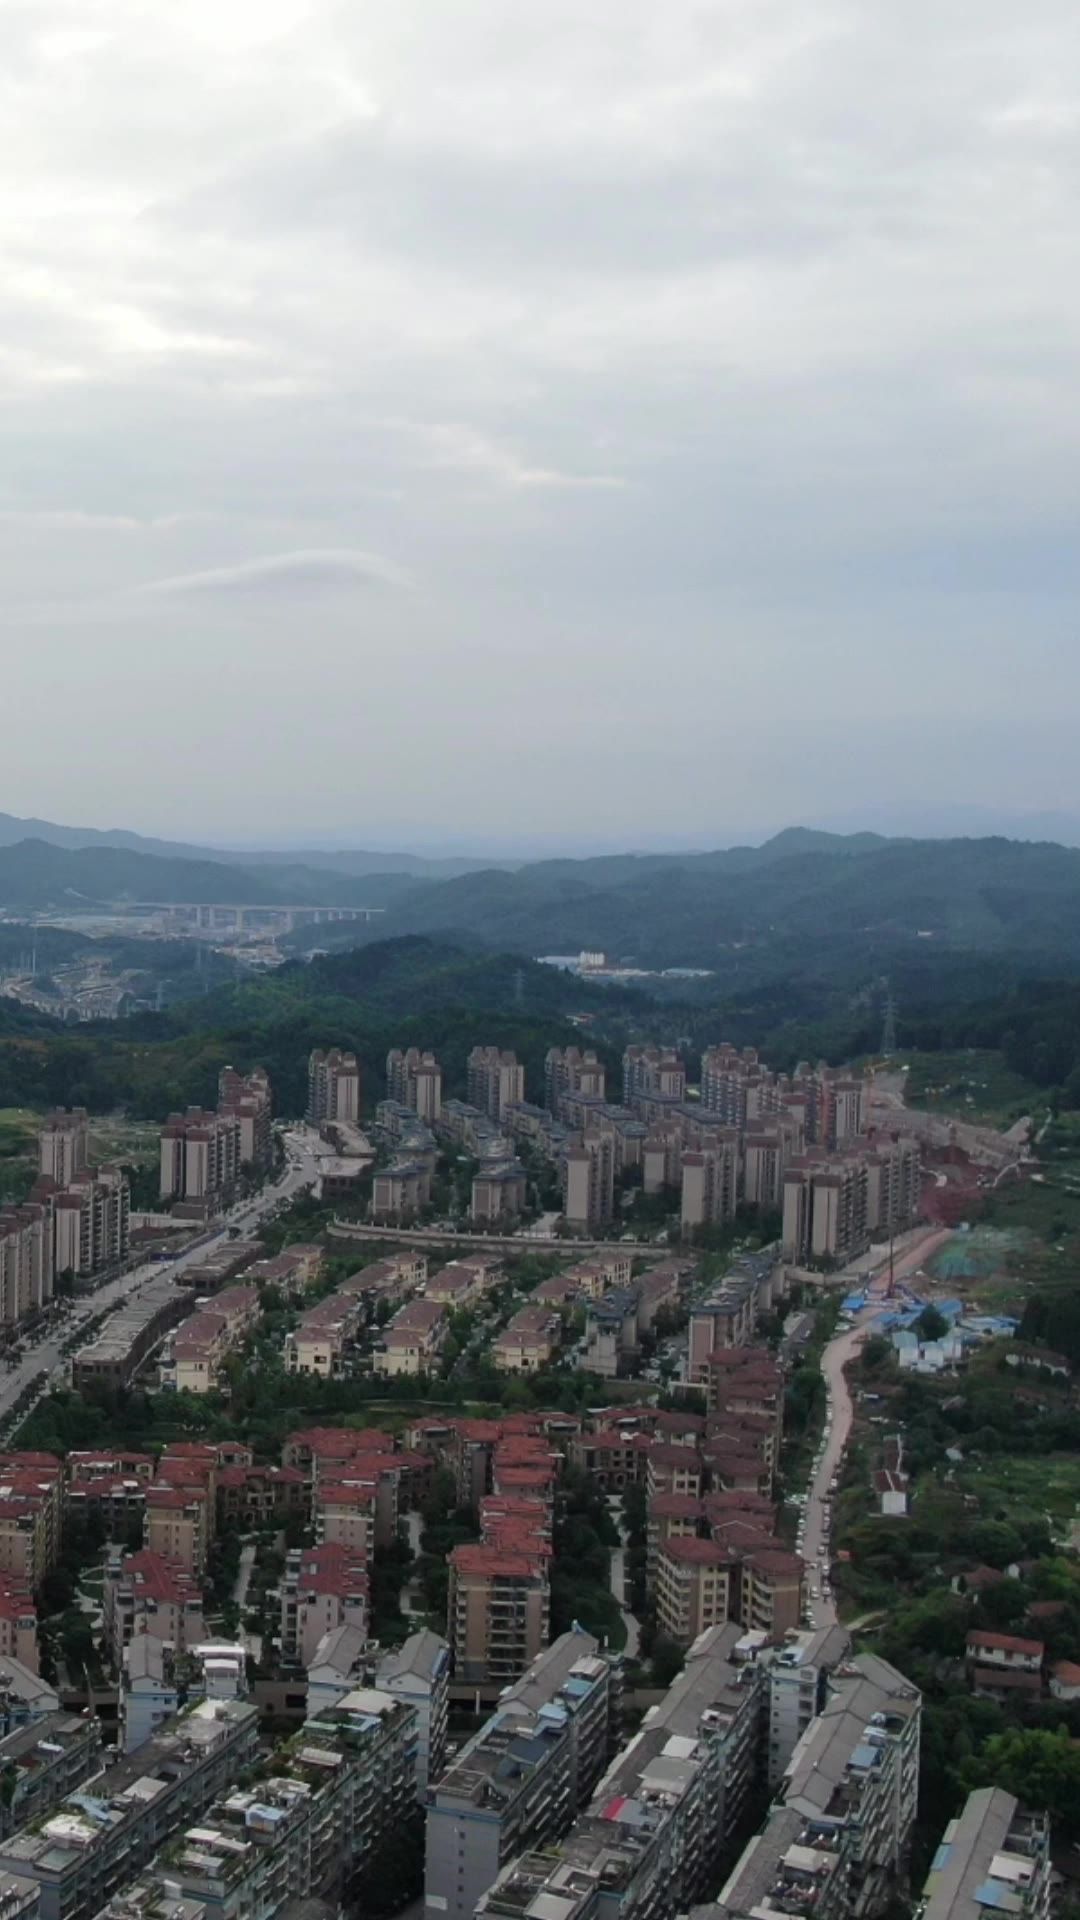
left=308, top=1049, right=362, bottom=1127
left=562, top=1134, right=615, bottom=1230
left=467, top=1048, right=525, bottom=1124
left=448, top=1544, right=550, bottom=1686
left=386, top=1049, right=443, bottom=1121
left=38, top=1109, right=89, bottom=1186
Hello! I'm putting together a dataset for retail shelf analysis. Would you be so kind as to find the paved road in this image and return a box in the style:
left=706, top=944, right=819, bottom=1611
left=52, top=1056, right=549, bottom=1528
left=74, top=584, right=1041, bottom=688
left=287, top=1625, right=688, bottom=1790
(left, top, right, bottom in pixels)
left=0, top=1130, right=318, bottom=1433
left=800, top=1224, right=951, bottom=1631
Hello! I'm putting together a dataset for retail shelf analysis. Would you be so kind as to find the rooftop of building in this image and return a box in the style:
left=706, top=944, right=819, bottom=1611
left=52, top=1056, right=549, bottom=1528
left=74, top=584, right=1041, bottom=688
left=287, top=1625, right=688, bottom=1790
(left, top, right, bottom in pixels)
left=0, top=1701, right=257, bottom=1870
left=919, top=1787, right=1048, bottom=1920
left=966, top=1631, right=1044, bottom=1657
left=435, top=1658, right=603, bottom=1810
left=782, top=1653, right=919, bottom=1823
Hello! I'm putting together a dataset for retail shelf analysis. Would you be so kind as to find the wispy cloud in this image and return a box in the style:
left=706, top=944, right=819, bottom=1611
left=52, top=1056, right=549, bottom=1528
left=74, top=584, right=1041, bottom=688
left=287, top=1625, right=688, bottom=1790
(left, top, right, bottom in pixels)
left=131, top=548, right=414, bottom=597
left=0, top=509, right=195, bottom=532
left=407, top=423, right=627, bottom=492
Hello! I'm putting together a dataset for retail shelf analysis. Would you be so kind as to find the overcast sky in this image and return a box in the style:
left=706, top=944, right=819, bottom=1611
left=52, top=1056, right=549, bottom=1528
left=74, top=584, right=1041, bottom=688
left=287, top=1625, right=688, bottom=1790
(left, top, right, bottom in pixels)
left=4, top=0, right=1080, bottom=851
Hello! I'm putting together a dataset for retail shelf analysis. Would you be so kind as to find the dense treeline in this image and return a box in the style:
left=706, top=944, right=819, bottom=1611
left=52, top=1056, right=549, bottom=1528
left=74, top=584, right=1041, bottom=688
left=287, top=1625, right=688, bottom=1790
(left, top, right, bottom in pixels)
left=0, top=939, right=635, bottom=1117
left=3, top=928, right=1080, bottom=1123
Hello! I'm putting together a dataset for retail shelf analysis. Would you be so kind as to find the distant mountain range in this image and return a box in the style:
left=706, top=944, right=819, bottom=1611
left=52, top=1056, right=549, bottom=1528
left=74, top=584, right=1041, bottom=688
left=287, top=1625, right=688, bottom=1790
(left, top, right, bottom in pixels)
left=3, top=811, right=1080, bottom=978
left=0, top=811, right=505, bottom=881
left=354, top=830, right=1080, bottom=970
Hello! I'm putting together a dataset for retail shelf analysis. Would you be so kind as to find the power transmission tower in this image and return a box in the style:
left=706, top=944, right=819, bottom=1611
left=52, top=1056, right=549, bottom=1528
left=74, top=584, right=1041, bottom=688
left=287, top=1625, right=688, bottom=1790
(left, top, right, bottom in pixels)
left=880, top=987, right=898, bottom=1058
left=513, top=968, right=525, bottom=1008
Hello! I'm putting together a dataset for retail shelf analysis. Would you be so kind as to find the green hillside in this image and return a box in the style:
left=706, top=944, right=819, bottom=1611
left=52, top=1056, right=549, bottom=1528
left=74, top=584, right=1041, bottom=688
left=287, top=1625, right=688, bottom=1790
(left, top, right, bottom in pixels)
left=366, top=834, right=1080, bottom=968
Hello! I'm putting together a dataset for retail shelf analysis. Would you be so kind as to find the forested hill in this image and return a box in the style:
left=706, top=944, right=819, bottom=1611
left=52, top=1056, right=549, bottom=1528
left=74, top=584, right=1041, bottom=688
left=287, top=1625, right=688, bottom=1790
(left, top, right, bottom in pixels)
left=363, top=834, right=1080, bottom=969
left=4, top=932, right=1080, bottom=1123
left=0, top=939, right=642, bottom=1117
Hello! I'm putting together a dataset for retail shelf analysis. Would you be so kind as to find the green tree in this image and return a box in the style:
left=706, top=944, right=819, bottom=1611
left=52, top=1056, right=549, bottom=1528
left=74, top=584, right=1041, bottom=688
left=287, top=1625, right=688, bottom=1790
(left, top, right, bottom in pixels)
left=963, top=1728, right=1080, bottom=1838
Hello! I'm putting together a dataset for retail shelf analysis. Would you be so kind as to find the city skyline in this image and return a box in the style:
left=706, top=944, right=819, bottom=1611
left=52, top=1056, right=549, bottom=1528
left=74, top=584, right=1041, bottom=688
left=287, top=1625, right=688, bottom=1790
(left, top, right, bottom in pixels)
left=3, top=0, right=1079, bottom=841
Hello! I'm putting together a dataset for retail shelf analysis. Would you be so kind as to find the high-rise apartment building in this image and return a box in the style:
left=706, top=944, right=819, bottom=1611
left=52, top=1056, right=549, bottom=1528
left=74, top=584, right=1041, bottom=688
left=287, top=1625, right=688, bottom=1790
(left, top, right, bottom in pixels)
left=562, top=1133, right=615, bottom=1229
left=307, top=1048, right=362, bottom=1127
left=715, top=1652, right=921, bottom=1920
left=467, top=1048, right=525, bottom=1123
left=448, top=1542, right=550, bottom=1687
left=0, top=1204, right=53, bottom=1324
left=47, top=1167, right=130, bottom=1281
left=681, top=1135, right=739, bottom=1233
left=782, top=1136, right=920, bottom=1264
left=545, top=1047, right=607, bottom=1117
left=743, top=1121, right=800, bottom=1211
left=425, top=1630, right=618, bottom=1920
left=622, top=1046, right=686, bottom=1108
left=217, top=1066, right=272, bottom=1170
left=159, top=1111, right=241, bottom=1215
left=386, top=1048, right=443, bottom=1121
left=38, top=1110, right=89, bottom=1187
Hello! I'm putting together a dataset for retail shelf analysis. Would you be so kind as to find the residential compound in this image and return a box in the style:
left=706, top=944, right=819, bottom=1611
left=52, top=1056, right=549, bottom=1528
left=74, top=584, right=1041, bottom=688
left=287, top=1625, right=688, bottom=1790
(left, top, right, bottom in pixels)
left=372, top=1097, right=440, bottom=1225
left=0, top=1674, right=424, bottom=1920
left=470, top=1632, right=917, bottom=1920
left=711, top=1651, right=921, bottom=1920
left=95, top=1687, right=417, bottom=1920
left=463, top=1036, right=921, bottom=1252
left=0, top=1111, right=130, bottom=1327
left=158, top=1284, right=260, bottom=1394
left=0, top=1697, right=260, bottom=1920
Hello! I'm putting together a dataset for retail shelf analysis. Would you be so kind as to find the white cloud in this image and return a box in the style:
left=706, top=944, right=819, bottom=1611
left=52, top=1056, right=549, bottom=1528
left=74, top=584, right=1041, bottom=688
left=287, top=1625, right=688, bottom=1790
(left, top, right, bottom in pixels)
left=132, top=548, right=414, bottom=597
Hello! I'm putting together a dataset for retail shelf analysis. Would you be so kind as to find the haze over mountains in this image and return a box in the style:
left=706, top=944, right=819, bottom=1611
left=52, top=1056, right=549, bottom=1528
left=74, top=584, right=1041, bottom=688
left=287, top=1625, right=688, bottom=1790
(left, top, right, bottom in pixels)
left=2, top=809, right=1080, bottom=976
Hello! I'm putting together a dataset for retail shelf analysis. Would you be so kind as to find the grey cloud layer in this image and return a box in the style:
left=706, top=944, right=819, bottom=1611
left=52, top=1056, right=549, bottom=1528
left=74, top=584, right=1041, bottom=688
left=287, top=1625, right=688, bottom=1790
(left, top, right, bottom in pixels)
left=2, top=0, right=1078, bottom=840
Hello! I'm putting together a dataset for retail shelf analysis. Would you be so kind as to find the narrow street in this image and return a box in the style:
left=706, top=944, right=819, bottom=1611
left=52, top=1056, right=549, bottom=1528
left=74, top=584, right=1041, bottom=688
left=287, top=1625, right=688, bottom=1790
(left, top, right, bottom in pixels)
left=232, top=1541, right=262, bottom=1661
left=607, top=1502, right=642, bottom=1658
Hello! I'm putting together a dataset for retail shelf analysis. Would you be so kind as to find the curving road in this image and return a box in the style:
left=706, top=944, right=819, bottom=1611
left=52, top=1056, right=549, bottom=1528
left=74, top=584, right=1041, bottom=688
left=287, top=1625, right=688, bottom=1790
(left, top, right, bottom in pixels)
left=800, top=1224, right=953, bottom=1630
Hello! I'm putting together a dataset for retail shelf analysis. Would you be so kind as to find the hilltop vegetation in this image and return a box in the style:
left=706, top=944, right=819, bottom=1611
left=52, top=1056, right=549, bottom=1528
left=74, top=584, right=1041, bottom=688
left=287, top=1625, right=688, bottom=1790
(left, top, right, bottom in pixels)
left=0, top=938, right=635, bottom=1117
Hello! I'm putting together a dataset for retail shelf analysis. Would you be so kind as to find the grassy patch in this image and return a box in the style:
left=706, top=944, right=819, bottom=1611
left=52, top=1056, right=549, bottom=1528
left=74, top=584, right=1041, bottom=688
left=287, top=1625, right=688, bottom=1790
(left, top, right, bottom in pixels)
left=933, top=1453, right=1080, bottom=1534
left=901, top=1050, right=1041, bottom=1128
left=0, top=1106, right=39, bottom=1203
left=981, top=1175, right=1080, bottom=1244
